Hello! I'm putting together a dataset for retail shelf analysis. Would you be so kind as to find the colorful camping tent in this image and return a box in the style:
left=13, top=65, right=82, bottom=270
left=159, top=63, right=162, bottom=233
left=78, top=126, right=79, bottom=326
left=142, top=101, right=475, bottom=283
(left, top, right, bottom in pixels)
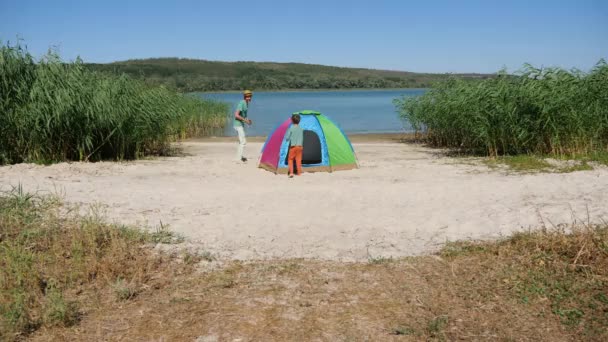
left=258, top=110, right=358, bottom=174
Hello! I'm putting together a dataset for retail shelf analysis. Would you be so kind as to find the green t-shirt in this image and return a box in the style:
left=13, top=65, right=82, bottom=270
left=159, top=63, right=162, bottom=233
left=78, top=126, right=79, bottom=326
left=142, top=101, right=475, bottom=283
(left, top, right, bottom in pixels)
left=285, top=125, right=304, bottom=146
left=233, top=100, right=248, bottom=127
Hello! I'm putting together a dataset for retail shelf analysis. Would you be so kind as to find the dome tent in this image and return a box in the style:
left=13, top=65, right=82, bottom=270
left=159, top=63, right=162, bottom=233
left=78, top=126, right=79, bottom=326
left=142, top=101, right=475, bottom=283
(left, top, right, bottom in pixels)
left=258, top=110, right=358, bottom=174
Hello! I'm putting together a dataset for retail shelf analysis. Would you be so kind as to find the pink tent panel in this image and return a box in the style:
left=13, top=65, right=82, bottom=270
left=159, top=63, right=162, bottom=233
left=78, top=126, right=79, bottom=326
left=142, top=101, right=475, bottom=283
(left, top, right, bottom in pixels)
left=259, top=119, right=291, bottom=168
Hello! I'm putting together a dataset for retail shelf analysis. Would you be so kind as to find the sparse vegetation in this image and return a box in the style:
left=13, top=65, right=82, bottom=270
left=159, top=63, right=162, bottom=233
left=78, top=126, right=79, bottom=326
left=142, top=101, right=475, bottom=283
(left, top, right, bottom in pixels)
left=426, top=315, right=449, bottom=338
left=112, top=279, right=139, bottom=301
left=0, top=41, right=228, bottom=165
left=149, top=221, right=185, bottom=244
left=367, top=255, right=394, bottom=264
left=392, top=325, right=415, bottom=336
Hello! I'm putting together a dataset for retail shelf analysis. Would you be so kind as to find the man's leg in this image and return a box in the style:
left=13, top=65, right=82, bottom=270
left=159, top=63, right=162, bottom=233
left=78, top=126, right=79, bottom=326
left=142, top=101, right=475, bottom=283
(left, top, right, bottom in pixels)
left=235, top=126, right=247, bottom=161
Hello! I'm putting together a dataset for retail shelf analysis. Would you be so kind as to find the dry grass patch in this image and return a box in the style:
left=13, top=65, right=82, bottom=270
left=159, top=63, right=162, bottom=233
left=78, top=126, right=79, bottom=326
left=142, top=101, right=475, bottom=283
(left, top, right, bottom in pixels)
left=2, top=189, right=606, bottom=341
left=0, top=186, right=194, bottom=341
left=32, top=227, right=608, bottom=341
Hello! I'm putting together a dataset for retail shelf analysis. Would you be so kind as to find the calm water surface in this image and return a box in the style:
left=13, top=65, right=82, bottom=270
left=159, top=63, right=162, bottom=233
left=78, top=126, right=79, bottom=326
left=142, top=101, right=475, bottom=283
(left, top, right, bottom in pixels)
left=196, top=89, right=426, bottom=136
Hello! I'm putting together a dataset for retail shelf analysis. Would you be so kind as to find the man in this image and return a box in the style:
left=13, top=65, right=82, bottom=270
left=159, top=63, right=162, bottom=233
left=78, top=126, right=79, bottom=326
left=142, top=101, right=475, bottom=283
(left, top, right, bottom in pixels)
left=234, top=90, right=253, bottom=162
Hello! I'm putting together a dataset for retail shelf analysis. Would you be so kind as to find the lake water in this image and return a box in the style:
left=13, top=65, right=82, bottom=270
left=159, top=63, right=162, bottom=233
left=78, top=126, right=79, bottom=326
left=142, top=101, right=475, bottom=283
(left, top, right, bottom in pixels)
left=196, top=89, right=426, bottom=136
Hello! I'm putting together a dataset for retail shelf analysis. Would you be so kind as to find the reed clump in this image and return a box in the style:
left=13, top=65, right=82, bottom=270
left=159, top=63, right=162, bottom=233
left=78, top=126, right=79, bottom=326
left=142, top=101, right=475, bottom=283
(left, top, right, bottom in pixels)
left=0, top=41, right=228, bottom=165
left=395, top=61, right=608, bottom=158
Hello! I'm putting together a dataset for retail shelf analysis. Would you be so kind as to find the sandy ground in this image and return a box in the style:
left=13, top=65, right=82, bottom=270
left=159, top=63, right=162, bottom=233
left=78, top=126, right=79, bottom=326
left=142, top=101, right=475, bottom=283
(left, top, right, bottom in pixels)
left=1, top=141, right=607, bottom=261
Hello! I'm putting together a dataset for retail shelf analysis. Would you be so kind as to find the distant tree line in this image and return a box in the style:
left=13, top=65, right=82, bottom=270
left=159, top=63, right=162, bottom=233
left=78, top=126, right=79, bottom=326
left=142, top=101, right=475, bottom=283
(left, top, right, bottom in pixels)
left=86, top=58, right=492, bottom=92
left=143, top=74, right=431, bottom=92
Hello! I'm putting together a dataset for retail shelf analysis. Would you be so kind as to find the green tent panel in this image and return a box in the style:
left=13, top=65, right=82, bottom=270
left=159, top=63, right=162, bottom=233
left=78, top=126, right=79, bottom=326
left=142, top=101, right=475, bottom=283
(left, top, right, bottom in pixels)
left=316, top=115, right=356, bottom=167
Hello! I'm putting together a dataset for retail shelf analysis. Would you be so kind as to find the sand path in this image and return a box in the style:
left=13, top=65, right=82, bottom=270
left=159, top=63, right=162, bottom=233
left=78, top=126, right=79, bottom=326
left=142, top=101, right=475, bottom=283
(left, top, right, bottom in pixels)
left=1, top=141, right=606, bottom=261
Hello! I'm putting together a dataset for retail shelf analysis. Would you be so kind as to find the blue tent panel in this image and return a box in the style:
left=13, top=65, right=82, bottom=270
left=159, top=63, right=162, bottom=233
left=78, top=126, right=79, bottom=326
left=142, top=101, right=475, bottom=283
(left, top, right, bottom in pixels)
left=278, top=115, right=329, bottom=168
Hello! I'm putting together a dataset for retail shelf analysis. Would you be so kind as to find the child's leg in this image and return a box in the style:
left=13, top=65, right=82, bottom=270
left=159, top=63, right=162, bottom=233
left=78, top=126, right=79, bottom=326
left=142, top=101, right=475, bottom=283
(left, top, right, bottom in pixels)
left=296, top=146, right=303, bottom=175
left=288, top=147, right=295, bottom=175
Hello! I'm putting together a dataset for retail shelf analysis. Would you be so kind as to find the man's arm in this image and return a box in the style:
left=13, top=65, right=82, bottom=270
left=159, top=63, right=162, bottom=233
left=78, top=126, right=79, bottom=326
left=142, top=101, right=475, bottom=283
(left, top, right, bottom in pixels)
left=234, top=102, right=251, bottom=124
left=234, top=109, right=247, bottom=122
left=235, top=110, right=252, bottom=125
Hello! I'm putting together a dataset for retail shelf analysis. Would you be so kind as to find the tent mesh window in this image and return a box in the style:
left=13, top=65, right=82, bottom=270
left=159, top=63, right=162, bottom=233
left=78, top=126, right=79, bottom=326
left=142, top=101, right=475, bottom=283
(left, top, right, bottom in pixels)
left=284, top=130, right=322, bottom=165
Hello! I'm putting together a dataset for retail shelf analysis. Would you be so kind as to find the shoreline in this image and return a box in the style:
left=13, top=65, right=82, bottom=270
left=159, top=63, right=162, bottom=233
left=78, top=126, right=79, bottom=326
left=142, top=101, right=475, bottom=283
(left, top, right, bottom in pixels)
left=188, top=132, right=419, bottom=143
left=190, top=87, right=429, bottom=94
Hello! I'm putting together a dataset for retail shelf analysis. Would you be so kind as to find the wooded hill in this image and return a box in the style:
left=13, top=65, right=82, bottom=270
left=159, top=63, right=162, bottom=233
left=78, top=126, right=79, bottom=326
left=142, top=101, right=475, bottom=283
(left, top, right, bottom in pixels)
left=86, top=58, right=492, bottom=92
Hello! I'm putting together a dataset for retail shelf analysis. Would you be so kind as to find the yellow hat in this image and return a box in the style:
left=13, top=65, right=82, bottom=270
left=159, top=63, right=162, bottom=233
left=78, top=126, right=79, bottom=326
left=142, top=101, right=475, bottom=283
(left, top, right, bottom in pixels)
left=243, top=90, right=253, bottom=96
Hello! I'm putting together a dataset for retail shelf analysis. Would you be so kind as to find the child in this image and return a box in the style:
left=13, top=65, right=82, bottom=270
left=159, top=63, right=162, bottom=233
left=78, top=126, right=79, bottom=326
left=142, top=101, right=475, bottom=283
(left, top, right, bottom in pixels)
left=285, top=114, right=304, bottom=178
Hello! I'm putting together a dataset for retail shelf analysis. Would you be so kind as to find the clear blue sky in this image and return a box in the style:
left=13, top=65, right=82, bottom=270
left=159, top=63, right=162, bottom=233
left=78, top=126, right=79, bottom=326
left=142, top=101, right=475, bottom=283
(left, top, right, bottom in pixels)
left=1, top=0, right=606, bottom=73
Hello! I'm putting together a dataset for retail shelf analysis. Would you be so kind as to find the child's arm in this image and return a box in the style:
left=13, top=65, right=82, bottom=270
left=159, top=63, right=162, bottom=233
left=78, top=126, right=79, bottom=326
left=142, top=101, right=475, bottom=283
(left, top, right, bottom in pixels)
left=285, top=127, right=292, bottom=142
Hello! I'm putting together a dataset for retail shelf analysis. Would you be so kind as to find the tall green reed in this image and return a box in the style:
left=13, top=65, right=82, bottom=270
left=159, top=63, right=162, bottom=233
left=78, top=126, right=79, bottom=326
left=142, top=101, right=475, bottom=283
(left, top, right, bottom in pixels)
left=0, top=41, right=228, bottom=164
left=395, top=61, right=608, bottom=157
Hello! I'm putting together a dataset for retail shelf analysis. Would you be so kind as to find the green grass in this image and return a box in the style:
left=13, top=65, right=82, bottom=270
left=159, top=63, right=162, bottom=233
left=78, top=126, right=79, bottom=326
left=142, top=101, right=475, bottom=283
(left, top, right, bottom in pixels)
left=395, top=61, right=608, bottom=159
left=484, top=155, right=553, bottom=172
left=482, top=155, right=597, bottom=173
left=556, top=161, right=594, bottom=173
left=567, top=150, right=608, bottom=166
left=0, top=41, right=228, bottom=165
left=43, top=287, right=80, bottom=327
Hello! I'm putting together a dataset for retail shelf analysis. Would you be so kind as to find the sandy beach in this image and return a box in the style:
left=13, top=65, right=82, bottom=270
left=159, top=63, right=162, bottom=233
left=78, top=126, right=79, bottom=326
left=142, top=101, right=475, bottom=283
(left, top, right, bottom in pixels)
left=1, top=140, right=606, bottom=261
